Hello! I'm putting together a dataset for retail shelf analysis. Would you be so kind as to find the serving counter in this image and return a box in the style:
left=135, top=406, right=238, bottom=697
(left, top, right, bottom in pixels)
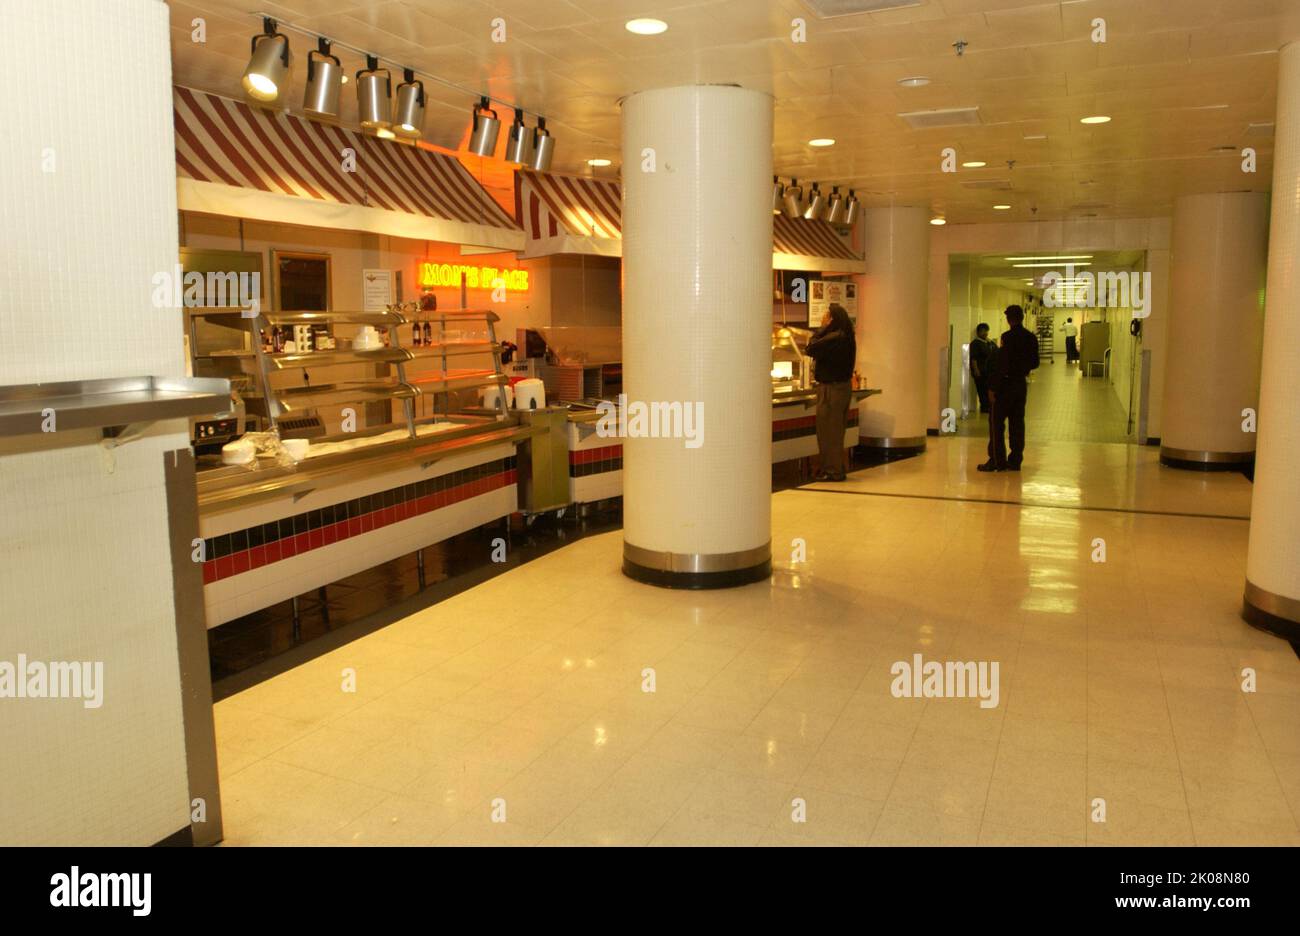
left=196, top=417, right=533, bottom=627
left=564, top=388, right=880, bottom=505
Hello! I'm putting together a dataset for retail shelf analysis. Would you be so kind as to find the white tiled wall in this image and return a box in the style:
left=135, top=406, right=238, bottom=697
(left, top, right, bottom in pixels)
left=0, top=0, right=191, bottom=844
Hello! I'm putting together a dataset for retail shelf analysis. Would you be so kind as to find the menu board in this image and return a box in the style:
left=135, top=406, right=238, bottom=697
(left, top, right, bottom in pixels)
left=808, top=279, right=858, bottom=328
left=363, top=269, right=394, bottom=312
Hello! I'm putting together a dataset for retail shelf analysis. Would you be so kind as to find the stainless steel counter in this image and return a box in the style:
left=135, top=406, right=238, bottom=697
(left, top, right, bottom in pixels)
left=196, top=418, right=537, bottom=513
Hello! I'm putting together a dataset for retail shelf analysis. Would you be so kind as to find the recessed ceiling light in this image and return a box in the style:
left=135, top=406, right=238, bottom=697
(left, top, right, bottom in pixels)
left=809, top=138, right=836, bottom=147
left=962, top=161, right=986, bottom=168
left=1013, top=261, right=1093, bottom=268
left=1209, top=145, right=1237, bottom=153
left=897, top=76, right=930, bottom=87
left=1023, top=133, right=1047, bottom=141
left=1080, top=115, right=1111, bottom=124
left=993, top=204, right=1011, bottom=210
left=625, top=18, right=668, bottom=35
left=375, top=127, right=396, bottom=140
left=587, top=158, right=612, bottom=167
left=930, top=217, right=946, bottom=226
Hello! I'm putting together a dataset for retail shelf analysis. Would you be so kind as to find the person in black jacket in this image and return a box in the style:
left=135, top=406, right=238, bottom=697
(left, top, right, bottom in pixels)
left=806, top=303, right=857, bottom=481
left=978, top=304, right=1039, bottom=472
left=969, top=323, right=994, bottom=415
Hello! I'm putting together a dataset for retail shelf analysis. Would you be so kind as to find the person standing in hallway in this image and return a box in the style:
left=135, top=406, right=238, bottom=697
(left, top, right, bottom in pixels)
left=1061, top=317, right=1079, bottom=364
left=969, top=323, right=995, bottom=414
left=979, top=304, right=1040, bottom=472
left=807, top=303, right=857, bottom=482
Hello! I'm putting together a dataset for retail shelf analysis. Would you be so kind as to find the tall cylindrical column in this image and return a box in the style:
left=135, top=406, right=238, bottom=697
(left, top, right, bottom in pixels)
left=620, top=85, right=773, bottom=588
left=1244, top=42, right=1300, bottom=639
left=1160, top=191, right=1268, bottom=469
left=857, top=206, right=930, bottom=455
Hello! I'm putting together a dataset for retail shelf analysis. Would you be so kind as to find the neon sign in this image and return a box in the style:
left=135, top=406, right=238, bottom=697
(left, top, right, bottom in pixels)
left=418, top=262, right=529, bottom=292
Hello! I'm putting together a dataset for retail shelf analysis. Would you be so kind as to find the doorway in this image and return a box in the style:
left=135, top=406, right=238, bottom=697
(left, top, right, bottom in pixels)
left=946, top=250, right=1148, bottom=445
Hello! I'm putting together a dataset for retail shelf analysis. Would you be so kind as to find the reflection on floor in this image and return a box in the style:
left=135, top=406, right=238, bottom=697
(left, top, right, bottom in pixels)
left=958, top=353, right=1134, bottom=446
left=213, top=437, right=1297, bottom=847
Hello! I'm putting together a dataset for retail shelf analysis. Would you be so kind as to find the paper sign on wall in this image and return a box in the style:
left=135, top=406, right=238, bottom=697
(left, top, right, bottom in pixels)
left=808, top=280, right=858, bottom=328
left=363, top=269, right=394, bottom=311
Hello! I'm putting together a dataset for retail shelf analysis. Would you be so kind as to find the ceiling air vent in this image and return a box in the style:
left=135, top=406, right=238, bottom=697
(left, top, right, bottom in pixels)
left=898, top=106, right=981, bottom=129
left=802, top=0, right=924, bottom=16
left=1246, top=122, right=1275, bottom=136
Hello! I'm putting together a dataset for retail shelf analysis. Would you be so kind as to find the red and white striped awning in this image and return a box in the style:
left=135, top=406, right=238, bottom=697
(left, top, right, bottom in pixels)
left=173, top=87, right=522, bottom=251
left=515, top=170, right=622, bottom=258
left=514, top=170, right=863, bottom=272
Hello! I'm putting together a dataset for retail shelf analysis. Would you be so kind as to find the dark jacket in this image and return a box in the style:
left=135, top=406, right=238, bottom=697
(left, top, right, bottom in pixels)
left=806, top=323, right=856, bottom=384
left=989, top=324, right=1039, bottom=390
left=969, top=336, right=994, bottom=378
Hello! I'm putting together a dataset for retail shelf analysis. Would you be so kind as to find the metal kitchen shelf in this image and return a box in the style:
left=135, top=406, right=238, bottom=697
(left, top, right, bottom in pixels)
left=266, top=382, right=419, bottom=413
left=0, top=376, right=231, bottom=437
left=407, top=370, right=502, bottom=393
left=269, top=347, right=413, bottom=368
left=406, top=341, right=498, bottom=358
left=263, top=310, right=408, bottom=327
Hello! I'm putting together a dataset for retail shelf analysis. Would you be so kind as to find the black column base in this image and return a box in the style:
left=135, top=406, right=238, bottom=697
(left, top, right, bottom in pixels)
left=1243, top=597, right=1300, bottom=642
left=622, top=557, right=771, bottom=590
left=1160, top=455, right=1252, bottom=472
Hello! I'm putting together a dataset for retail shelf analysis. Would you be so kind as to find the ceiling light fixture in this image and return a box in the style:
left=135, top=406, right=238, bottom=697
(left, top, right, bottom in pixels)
left=356, top=56, right=392, bottom=129
left=302, top=38, right=342, bottom=118
left=1080, top=115, right=1111, bottom=124
left=962, top=161, right=986, bottom=168
left=587, top=158, right=612, bottom=167
left=1013, top=261, right=1093, bottom=268
left=772, top=176, right=784, bottom=215
left=842, top=189, right=860, bottom=227
left=804, top=183, right=826, bottom=220
left=242, top=17, right=291, bottom=102
left=375, top=127, right=396, bottom=140
left=825, top=186, right=846, bottom=224
left=394, top=69, right=425, bottom=138
left=897, top=76, right=931, bottom=87
left=625, top=18, right=668, bottom=35
left=993, top=204, right=1010, bottom=210
left=530, top=116, right=555, bottom=171
left=809, top=138, right=836, bottom=147
left=930, top=217, right=946, bottom=226
left=468, top=95, right=501, bottom=156
left=505, top=109, right=533, bottom=164
left=782, top=179, right=805, bottom=219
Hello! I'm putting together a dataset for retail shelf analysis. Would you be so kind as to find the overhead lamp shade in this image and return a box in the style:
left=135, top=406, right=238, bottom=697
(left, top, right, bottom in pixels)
left=825, top=186, right=845, bottom=225
left=772, top=176, right=784, bottom=214
left=356, top=58, right=391, bottom=128
left=394, top=71, right=425, bottom=138
left=469, top=96, right=501, bottom=157
left=505, top=109, right=532, bottom=164
left=842, top=190, right=860, bottom=227
left=781, top=178, right=804, bottom=218
left=242, top=20, right=291, bottom=102
left=530, top=116, right=554, bottom=171
left=302, top=41, right=341, bottom=119
left=803, top=184, right=825, bottom=220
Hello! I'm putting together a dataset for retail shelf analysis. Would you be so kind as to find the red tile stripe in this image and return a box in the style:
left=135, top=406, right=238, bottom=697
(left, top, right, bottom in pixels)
left=569, top=444, right=624, bottom=465
left=202, top=468, right=517, bottom=584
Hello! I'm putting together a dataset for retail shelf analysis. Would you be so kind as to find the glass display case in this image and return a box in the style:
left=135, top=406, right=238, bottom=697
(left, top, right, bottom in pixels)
left=772, top=325, right=813, bottom=395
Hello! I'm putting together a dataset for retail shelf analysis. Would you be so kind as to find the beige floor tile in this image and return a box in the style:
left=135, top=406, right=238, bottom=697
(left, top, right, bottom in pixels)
left=870, top=803, right=981, bottom=846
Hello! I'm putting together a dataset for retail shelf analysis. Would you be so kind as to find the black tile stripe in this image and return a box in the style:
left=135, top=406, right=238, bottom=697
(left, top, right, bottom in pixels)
left=204, top=456, right=516, bottom=560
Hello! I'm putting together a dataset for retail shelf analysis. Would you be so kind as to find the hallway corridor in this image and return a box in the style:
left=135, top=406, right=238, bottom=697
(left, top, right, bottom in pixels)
left=959, top=350, right=1136, bottom=446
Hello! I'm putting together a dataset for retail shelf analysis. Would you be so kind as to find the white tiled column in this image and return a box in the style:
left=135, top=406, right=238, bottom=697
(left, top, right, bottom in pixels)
left=858, top=206, right=930, bottom=454
left=0, top=0, right=194, bottom=844
left=620, top=85, right=773, bottom=588
left=1160, top=192, right=1268, bottom=470
left=1244, top=42, right=1300, bottom=639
